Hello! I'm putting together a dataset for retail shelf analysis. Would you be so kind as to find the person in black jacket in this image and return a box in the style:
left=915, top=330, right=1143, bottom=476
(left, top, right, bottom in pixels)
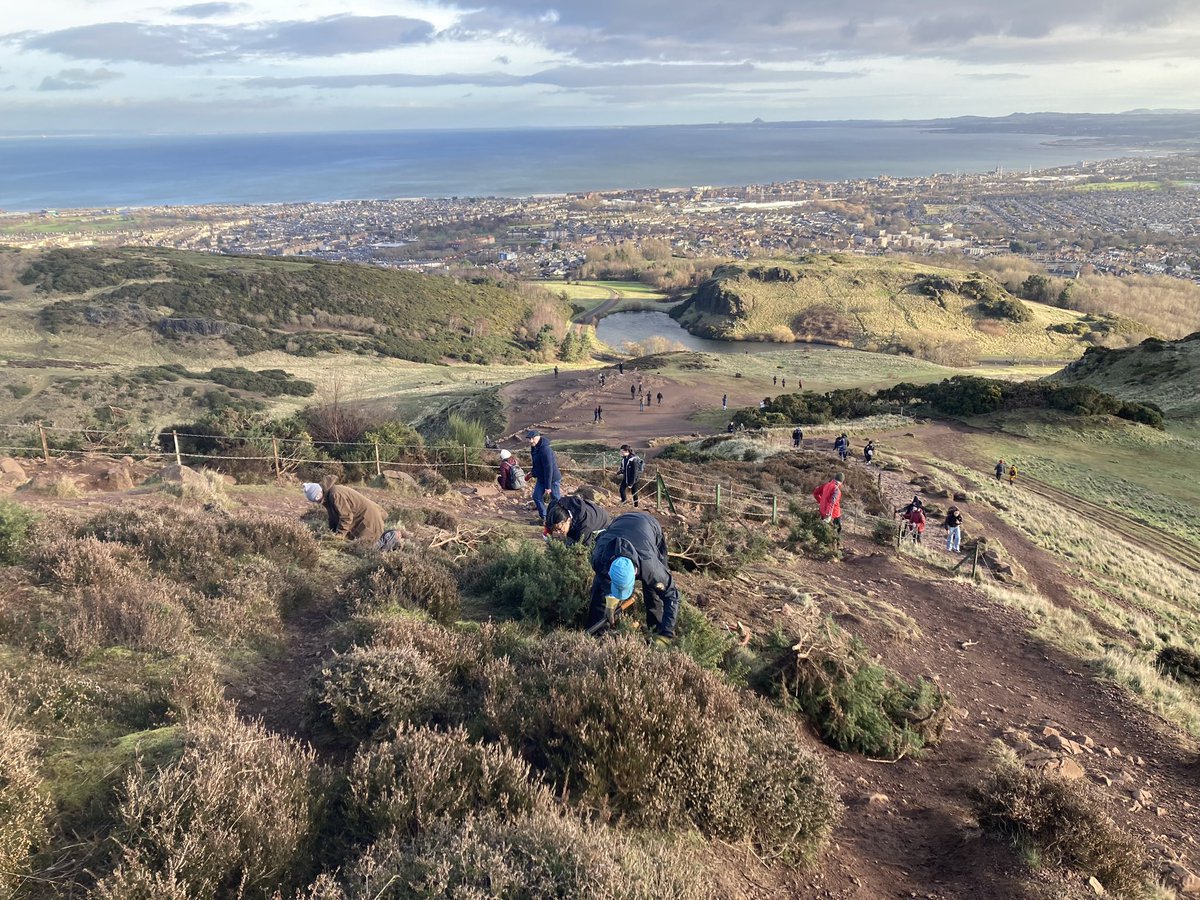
left=526, top=429, right=562, bottom=522
left=618, top=444, right=644, bottom=507
left=944, top=505, right=964, bottom=553
left=586, top=511, right=680, bottom=642
left=545, top=495, right=612, bottom=547
left=792, top=426, right=803, bottom=448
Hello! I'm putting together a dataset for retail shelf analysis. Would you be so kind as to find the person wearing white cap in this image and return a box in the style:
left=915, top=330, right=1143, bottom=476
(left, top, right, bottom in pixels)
left=497, top=448, right=515, bottom=490
left=302, top=477, right=386, bottom=543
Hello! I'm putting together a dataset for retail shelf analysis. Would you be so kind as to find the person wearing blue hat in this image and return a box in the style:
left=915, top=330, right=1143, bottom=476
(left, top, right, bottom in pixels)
left=586, top=511, right=680, bottom=644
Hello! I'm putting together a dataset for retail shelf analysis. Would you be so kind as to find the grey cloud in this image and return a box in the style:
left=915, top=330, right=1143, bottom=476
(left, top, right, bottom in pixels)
left=960, top=72, right=1030, bottom=81
left=172, top=2, right=244, bottom=17
left=13, top=15, right=434, bottom=65
left=37, top=67, right=123, bottom=91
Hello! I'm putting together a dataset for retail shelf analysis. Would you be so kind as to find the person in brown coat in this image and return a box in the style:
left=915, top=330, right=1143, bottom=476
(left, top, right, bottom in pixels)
left=303, top=479, right=386, bottom=543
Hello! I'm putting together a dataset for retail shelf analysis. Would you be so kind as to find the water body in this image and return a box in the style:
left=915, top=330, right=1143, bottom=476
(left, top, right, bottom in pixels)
left=0, top=124, right=1122, bottom=211
left=596, top=310, right=786, bottom=355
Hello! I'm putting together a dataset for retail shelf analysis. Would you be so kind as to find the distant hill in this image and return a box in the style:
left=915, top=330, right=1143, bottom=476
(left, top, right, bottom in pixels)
left=670, top=255, right=1143, bottom=364
left=13, top=248, right=556, bottom=365
left=1050, top=333, right=1200, bottom=420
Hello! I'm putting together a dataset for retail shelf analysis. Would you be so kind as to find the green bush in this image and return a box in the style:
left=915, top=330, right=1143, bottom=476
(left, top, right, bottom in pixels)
left=787, top=507, right=842, bottom=561
left=674, top=602, right=739, bottom=677
left=460, top=539, right=593, bottom=629
left=1156, top=646, right=1200, bottom=685
left=976, top=296, right=1032, bottom=323
left=346, top=549, right=461, bottom=625
left=973, top=755, right=1146, bottom=898
left=669, top=514, right=769, bottom=577
left=0, top=499, right=36, bottom=565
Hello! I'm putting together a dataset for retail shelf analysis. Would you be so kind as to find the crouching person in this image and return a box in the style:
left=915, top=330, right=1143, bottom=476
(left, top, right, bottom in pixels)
left=544, top=494, right=612, bottom=547
left=302, top=478, right=386, bottom=544
left=586, top=511, right=679, bottom=645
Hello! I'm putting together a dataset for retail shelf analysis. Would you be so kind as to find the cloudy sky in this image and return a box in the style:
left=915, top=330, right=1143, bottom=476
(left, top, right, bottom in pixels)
left=2, top=0, right=1198, bottom=133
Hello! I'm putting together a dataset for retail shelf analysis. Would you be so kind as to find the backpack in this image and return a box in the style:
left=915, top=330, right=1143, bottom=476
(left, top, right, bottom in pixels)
left=628, top=455, right=645, bottom=481
left=508, top=464, right=527, bottom=490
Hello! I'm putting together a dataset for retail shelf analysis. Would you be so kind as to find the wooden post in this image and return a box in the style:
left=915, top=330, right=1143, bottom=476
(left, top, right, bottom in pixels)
left=272, top=437, right=281, bottom=477
left=772, top=495, right=778, bottom=525
left=38, top=422, right=50, bottom=462
left=971, top=541, right=982, bottom=580
left=172, top=430, right=182, bottom=466
left=374, top=441, right=382, bottom=478
left=462, top=444, right=468, bottom=480
left=656, top=476, right=662, bottom=510
left=715, top=483, right=721, bottom=512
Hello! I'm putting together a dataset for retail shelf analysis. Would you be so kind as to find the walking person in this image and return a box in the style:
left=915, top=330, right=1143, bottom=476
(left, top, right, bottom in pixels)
left=619, top=444, right=644, bottom=508
left=586, top=511, right=680, bottom=644
left=302, top=479, right=386, bottom=544
left=944, top=505, right=964, bottom=553
left=863, top=440, right=876, bottom=465
left=554, top=365, right=559, bottom=379
left=497, top=448, right=516, bottom=490
left=526, top=429, right=562, bottom=523
left=646, top=391, right=652, bottom=406
left=994, top=459, right=1005, bottom=481
left=812, top=473, right=843, bottom=533
left=722, top=393, right=728, bottom=411
left=781, top=377, right=786, bottom=388
left=1008, top=463, right=1018, bottom=485
left=618, top=362, right=624, bottom=375
left=792, top=426, right=803, bottom=448
left=773, top=375, right=778, bottom=386
left=639, top=397, right=645, bottom=412
left=656, top=391, right=663, bottom=405
left=631, top=384, right=637, bottom=400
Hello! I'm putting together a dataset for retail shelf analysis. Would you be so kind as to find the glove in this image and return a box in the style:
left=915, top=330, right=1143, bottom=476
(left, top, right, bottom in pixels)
left=651, top=634, right=672, bottom=648
left=604, top=595, right=619, bottom=625
left=654, top=583, right=665, bottom=591
left=822, top=515, right=832, bottom=524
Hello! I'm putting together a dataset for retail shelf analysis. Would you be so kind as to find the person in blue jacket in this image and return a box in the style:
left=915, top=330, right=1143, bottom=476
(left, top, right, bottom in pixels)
left=526, top=429, right=562, bottom=522
left=586, top=511, right=680, bottom=644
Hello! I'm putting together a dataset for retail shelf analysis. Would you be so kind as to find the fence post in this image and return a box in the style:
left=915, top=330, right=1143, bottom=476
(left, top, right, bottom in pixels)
left=462, top=444, right=468, bottom=480
left=272, top=437, right=281, bottom=477
left=38, top=422, right=50, bottom=462
left=656, top=476, right=662, bottom=510
left=374, top=441, right=382, bottom=478
left=715, top=483, right=721, bottom=512
left=772, top=495, right=778, bottom=525
left=971, top=540, right=982, bottom=580
left=172, top=430, right=182, bottom=466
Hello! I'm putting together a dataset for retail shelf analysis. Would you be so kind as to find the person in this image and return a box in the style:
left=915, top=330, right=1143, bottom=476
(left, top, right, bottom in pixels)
left=553, top=365, right=559, bottom=379
left=758, top=399, right=766, bottom=410
left=586, top=511, right=680, bottom=643
left=631, top=383, right=637, bottom=400
left=302, top=479, right=386, bottom=544
left=656, top=391, right=663, bottom=405
left=812, top=473, right=843, bottom=533
left=995, top=459, right=1005, bottom=481
left=646, top=391, right=652, bottom=406
left=619, top=444, right=644, bottom=507
left=545, top=494, right=612, bottom=547
left=944, top=505, right=964, bottom=553
left=722, top=393, right=728, bottom=410
left=773, top=375, right=778, bottom=386
left=527, top=429, right=562, bottom=522
left=903, top=505, right=927, bottom=543
left=798, top=377, right=803, bottom=389
left=833, top=433, right=848, bottom=461
left=639, top=397, right=645, bottom=412
left=898, top=494, right=924, bottom=517
left=727, top=421, right=735, bottom=433
left=618, top=362, right=624, bottom=375
left=600, top=373, right=606, bottom=386
left=497, top=448, right=515, bottom=489
left=792, top=426, right=803, bottom=448
left=781, top=377, right=786, bottom=389
left=1008, top=463, right=1018, bottom=485
left=864, top=440, right=876, bottom=465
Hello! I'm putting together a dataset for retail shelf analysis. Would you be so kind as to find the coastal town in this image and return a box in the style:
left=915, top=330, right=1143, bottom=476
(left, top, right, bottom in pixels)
left=3, top=153, right=1198, bottom=284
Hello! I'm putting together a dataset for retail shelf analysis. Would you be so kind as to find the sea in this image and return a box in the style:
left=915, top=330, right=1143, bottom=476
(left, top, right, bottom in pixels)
left=0, top=123, right=1127, bottom=212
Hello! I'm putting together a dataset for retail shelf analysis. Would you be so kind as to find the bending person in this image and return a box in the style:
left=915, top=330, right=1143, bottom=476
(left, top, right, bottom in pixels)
left=302, top=479, right=386, bottom=544
left=586, top=511, right=680, bottom=644
left=545, top=494, right=612, bottom=547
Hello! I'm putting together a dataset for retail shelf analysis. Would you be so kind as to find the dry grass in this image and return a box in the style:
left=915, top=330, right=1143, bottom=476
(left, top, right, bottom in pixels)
left=0, top=703, right=51, bottom=897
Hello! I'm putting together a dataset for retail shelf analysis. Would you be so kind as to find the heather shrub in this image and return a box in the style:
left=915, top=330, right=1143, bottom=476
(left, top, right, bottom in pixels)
left=157, top=467, right=229, bottom=506
left=0, top=498, right=36, bottom=565
left=973, top=754, right=1146, bottom=898
left=415, top=468, right=451, bottom=496
left=344, top=725, right=551, bottom=844
left=63, top=575, right=195, bottom=657
left=346, top=549, right=461, bottom=625
left=421, top=508, right=459, bottom=533
left=756, top=614, right=949, bottom=759
left=460, top=539, right=593, bottom=629
left=0, top=706, right=51, bottom=897
left=343, top=811, right=717, bottom=900
left=26, top=530, right=132, bottom=588
left=93, top=713, right=326, bottom=900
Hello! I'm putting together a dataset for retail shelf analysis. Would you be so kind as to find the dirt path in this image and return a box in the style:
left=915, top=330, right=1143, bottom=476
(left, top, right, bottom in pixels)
left=571, top=289, right=620, bottom=324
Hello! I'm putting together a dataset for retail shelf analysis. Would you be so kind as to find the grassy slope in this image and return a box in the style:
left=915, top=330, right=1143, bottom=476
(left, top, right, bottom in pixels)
left=672, top=254, right=1121, bottom=360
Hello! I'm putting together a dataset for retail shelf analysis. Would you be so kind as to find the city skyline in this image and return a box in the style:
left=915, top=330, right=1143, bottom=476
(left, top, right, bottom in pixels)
left=2, top=0, right=1200, bottom=133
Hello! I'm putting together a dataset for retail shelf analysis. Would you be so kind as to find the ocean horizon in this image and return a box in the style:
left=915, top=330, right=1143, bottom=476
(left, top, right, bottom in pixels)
left=0, top=122, right=1132, bottom=212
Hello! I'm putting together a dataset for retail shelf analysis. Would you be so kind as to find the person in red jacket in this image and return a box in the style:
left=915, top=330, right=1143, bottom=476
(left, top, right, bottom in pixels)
left=902, top=506, right=927, bottom=543
left=812, top=473, right=844, bottom=533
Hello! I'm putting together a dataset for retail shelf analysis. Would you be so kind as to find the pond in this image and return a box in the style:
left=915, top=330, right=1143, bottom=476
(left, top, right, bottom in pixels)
left=594, top=310, right=787, bottom=356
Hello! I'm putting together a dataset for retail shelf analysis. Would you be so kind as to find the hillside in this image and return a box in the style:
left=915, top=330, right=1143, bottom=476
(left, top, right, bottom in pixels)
left=671, top=255, right=1144, bottom=363
left=6, top=248, right=560, bottom=365
left=1050, top=332, right=1200, bottom=421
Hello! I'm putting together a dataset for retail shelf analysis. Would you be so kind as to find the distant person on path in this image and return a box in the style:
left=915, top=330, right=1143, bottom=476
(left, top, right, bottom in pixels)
left=302, top=479, right=386, bottom=544
left=902, top=505, right=927, bottom=544
left=639, top=397, right=645, bottom=412
left=554, top=365, right=559, bottom=379
left=646, top=391, right=652, bottom=406
left=545, top=494, right=612, bottom=547
left=759, top=399, right=766, bottom=410
left=792, top=427, right=803, bottom=448
left=527, top=429, right=562, bottom=522
left=995, top=459, right=1005, bottom=481
left=727, top=421, right=735, bottom=433
left=656, top=391, right=663, bottom=405
left=619, top=444, right=645, bottom=508
left=631, top=384, right=637, bottom=400
left=618, top=363, right=624, bottom=375
left=600, top=373, right=606, bottom=386
left=722, top=393, right=728, bottom=411
left=944, top=505, right=964, bottom=553
left=773, top=375, right=778, bottom=386
left=834, top=433, right=850, bottom=461
left=1008, top=463, right=1018, bottom=485
left=812, top=473, right=843, bottom=533
left=798, top=377, right=803, bottom=389
left=864, top=440, right=876, bottom=465
left=586, top=511, right=680, bottom=643
left=781, top=378, right=786, bottom=388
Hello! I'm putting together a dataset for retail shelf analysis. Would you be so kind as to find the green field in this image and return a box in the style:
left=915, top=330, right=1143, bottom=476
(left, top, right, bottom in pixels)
left=1069, top=181, right=1164, bottom=192
left=546, top=280, right=668, bottom=301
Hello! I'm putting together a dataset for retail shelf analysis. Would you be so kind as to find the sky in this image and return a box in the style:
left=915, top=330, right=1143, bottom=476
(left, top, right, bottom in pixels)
left=1, top=0, right=1199, bottom=133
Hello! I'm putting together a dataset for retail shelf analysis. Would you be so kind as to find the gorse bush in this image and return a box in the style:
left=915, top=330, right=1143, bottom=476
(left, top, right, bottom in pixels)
left=460, top=539, right=593, bottom=629
left=339, top=811, right=717, bottom=900
left=0, top=498, right=36, bottom=565
left=669, top=514, right=770, bottom=578
left=973, top=755, right=1146, bottom=898
left=346, top=549, right=461, bottom=625
left=1156, top=645, right=1200, bottom=685
left=787, top=507, right=842, bottom=561
left=93, top=712, right=327, bottom=900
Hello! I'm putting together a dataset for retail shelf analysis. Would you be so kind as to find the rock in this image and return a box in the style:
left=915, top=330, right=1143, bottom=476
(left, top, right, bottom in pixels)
left=953, top=491, right=970, bottom=502
left=1088, top=876, right=1105, bottom=896
left=376, top=470, right=421, bottom=496
left=0, top=456, right=26, bottom=482
left=867, top=793, right=890, bottom=806
left=1132, top=788, right=1150, bottom=803
left=1155, top=807, right=1168, bottom=817
left=1040, top=757, right=1086, bottom=780
left=1039, top=725, right=1062, bottom=738
left=155, top=463, right=206, bottom=487
left=1167, top=863, right=1200, bottom=896
left=99, top=465, right=135, bottom=491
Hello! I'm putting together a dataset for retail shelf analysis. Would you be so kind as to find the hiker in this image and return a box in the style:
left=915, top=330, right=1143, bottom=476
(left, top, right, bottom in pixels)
left=646, top=391, right=652, bottom=406
left=781, top=377, right=786, bottom=388
left=639, top=397, right=645, bottom=412
left=864, top=440, right=876, bottom=465
left=727, top=421, right=735, bottom=433
left=722, top=393, right=728, bottom=410
left=773, top=375, right=778, bottom=386
left=833, top=433, right=849, bottom=461
left=759, top=399, right=766, bottom=410
left=497, top=448, right=518, bottom=490
left=302, top=479, right=386, bottom=544
left=898, top=494, right=925, bottom=517
left=600, top=373, right=606, bottom=386
left=527, top=429, right=562, bottom=522
left=944, top=505, right=964, bottom=553
left=798, top=377, right=803, bottom=389
left=903, top=505, right=927, bottom=543
left=1008, top=463, right=1018, bottom=485
left=792, top=426, right=803, bottom=448
left=619, top=444, right=645, bottom=507
left=586, top=511, right=680, bottom=644
left=656, top=391, right=663, bottom=405
left=631, top=384, right=637, bottom=400
left=812, top=473, right=843, bottom=533
left=554, top=365, right=559, bottom=379
left=618, top=362, right=624, bottom=375
left=994, top=459, right=1005, bottom=481
left=545, top=494, right=612, bottom=547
